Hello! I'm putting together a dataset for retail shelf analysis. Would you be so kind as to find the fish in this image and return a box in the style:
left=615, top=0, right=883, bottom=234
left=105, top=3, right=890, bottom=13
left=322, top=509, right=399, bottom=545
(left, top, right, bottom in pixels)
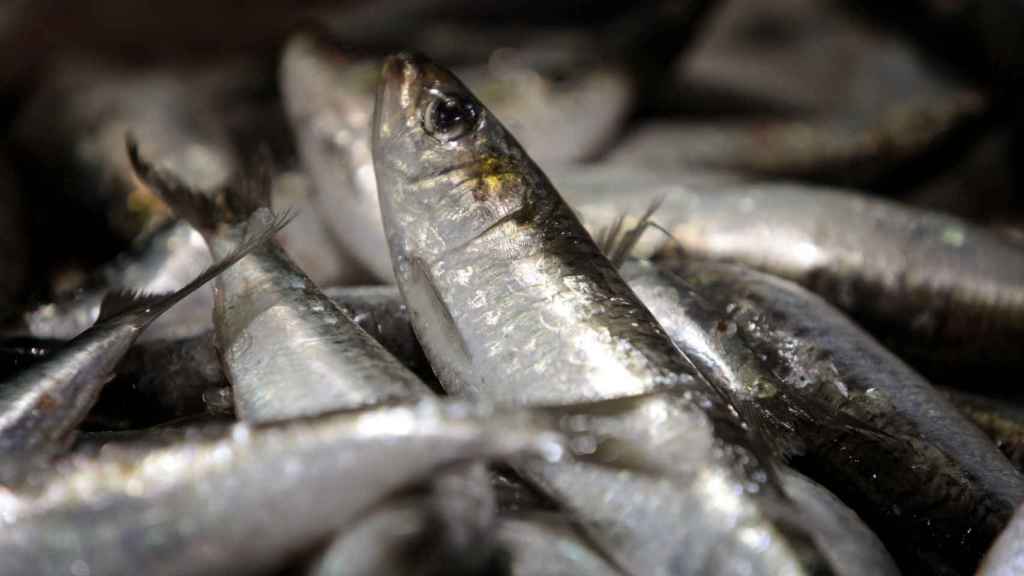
left=979, top=501, right=1024, bottom=576
left=496, top=515, right=623, bottom=576
left=308, top=466, right=502, bottom=576
left=678, top=0, right=970, bottom=119
left=0, top=213, right=286, bottom=484
left=938, top=387, right=1024, bottom=474
left=14, top=220, right=215, bottom=342
left=0, top=400, right=564, bottom=576
left=13, top=59, right=241, bottom=244
left=280, top=31, right=631, bottom=282
left=556, top=167, right=1024, bottom=376
left=128, top=141, right=426, bottom=423
left=622, top=257, right=1024, bottom=574
left=0, top=151, right=29, bottom=322
left=2, top=286, right=435, bottom=429
left=606, top=90, right=986, bottom=191
left=372, top=52, right=899, bottom=575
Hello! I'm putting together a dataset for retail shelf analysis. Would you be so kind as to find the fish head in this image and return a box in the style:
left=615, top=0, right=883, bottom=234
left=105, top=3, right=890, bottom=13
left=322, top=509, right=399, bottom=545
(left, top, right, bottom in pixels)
left=373, top=52, right=538, bottom=266
left=281, top=33, right=379, bottom=187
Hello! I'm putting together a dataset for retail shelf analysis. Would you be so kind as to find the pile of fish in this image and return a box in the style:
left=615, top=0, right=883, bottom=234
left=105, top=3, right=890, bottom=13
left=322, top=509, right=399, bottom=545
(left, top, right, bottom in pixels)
left=1, top=1, right=1024, bottom=574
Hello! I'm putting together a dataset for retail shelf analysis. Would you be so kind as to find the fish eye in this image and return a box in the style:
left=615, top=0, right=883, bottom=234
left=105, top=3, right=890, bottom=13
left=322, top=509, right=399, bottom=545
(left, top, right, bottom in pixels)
left=422, top=92, right=479, bottom=143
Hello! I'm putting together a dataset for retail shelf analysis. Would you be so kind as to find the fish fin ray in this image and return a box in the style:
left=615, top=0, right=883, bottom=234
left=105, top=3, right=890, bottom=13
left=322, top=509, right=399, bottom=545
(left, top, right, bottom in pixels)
left=127, top=134, right=275, bottom=230
left=95, top=208, right=294, bottom=327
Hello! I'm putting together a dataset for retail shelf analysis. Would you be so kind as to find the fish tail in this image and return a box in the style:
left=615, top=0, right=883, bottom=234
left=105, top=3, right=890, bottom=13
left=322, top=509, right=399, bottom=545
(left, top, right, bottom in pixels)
left=99, top=168, right=294, bottom=328
left=126, top=134, right=273, bottom=232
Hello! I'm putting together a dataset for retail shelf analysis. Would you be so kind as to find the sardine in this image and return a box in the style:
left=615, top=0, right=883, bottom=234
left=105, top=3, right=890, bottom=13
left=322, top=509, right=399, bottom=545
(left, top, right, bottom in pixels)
left=939, top=388, right=1024, bottom=474
left=0, top=400, right=564, bottom=576
left=128, top=142, right=425, bottom=423
left=308, top=466, right=502, bottom=576
left=15, top=220, right=215, bottom=342
left=280, top=32, right=631, bottom=282
left=0, top=214, right=284, bottom=483
left=558, top=169, right=1024, bottom=374
left=372, top=52, right=898, bottom=575
left=14, top=60, right=240, bottom=243
left=979, top=501, right=1024, bottom=576
left=607, top=90, right=985, bottom=190
left=2, top=286, right=434, bottom=428
left=623, top=257, right=1024, bottom=573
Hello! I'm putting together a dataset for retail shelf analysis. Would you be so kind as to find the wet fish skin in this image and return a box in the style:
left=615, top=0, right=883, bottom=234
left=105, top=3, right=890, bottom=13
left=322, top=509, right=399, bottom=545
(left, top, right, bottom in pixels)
left=15, top=220, right=215, bottom=342
left=309, top=466, right=502, bottom=576
left=558, top=169, right=1024, bottom=374
left=373, top=53, right=691, bottom=405
left=0, top=401, right=564, bottom=576
left=280, top=32, right=631, bottom=282
left=129, top=143, right=427, bottom=424
left=626, top=257, right=1024, bottom=574
left=0, top=215, right=285, bottom=482
left=980, top=502, right=1024, bottom=576
left=372, top=53, right=897, bottom=576
left=1, top=286, right=433, bottom=428
left=939, top=388, right=1024, bottom=474
left=496, top=515, right=623, bottom=576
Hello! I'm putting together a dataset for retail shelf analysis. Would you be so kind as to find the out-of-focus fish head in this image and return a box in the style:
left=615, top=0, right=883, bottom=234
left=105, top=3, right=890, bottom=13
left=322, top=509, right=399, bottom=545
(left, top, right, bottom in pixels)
left=373, top=52, right=536, bottom=267
left=281, top=33, right=379, bottom=194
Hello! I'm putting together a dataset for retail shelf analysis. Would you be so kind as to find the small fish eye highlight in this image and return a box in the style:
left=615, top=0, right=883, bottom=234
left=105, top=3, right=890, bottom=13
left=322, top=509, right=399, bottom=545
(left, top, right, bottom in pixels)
left=422, top=91, right=479, bottom=143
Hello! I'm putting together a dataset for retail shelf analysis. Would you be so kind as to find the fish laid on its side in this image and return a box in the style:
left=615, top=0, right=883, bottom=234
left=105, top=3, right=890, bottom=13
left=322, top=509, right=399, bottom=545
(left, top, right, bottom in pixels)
left=372, top=52, right=897, bottom=576
left=939, top=388, right=1024, bottom=474
left=0, top=401, right=563, bottom=576
left=621, top=258, right=1024, bottom=574
left=557, top=167, right=1024, bottom=375
left=1, top=286, right=434, bottom=428
left=0, top=214, right=286, bottom=483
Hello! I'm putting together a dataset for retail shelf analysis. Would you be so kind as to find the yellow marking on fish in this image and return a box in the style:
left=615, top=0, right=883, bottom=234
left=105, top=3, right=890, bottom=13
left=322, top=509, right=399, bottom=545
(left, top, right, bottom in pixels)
left=471, top=156, right=522, bottom=201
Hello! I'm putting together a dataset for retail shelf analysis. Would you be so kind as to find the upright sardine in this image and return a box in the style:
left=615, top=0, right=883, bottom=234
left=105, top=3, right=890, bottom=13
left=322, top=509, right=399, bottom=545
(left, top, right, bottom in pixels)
left=280, top=32, right=630, bottom=282
left=128, top=142, right=424, bottom=423
left=0, top=400, right=563, bottom=576
left=0, top=215, right=284, bottom=482
left=622, top=257, right=1024, bottom=574
left=372, top=52, right=898, bottom=576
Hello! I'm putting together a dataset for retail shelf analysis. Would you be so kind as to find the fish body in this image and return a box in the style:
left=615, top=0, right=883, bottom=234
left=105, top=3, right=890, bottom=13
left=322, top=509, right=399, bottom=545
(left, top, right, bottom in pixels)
left=939, top=388, right=1024, bottom=474
left=129, top=144, right=426, bottom=423
left=309, top=466, right=501, bottom=576
left=17, top=220, right=215, bottom=342
left=0, top=401, right=562, bottom=576
left=559, top=169, right=1024, bottom=374
left=372, top=52, right=897, bottom=576
left=624, top=258, right=1024, bottom=573
left=0, top=216, right=282, bottom=482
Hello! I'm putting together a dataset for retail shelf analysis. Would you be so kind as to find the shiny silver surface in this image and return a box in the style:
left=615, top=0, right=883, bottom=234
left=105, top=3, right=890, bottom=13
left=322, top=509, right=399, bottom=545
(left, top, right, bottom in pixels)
left=560, top=169, right=1024, bottom=370
left=624, top=258, right=1024, bottom=573
left=0, top=401, right=563, bottom=576
left=372, top=53, right=896, bottom=576
left=280, top=33, right=630, bottom=282
left=0, top=220, right=279, bottom=482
